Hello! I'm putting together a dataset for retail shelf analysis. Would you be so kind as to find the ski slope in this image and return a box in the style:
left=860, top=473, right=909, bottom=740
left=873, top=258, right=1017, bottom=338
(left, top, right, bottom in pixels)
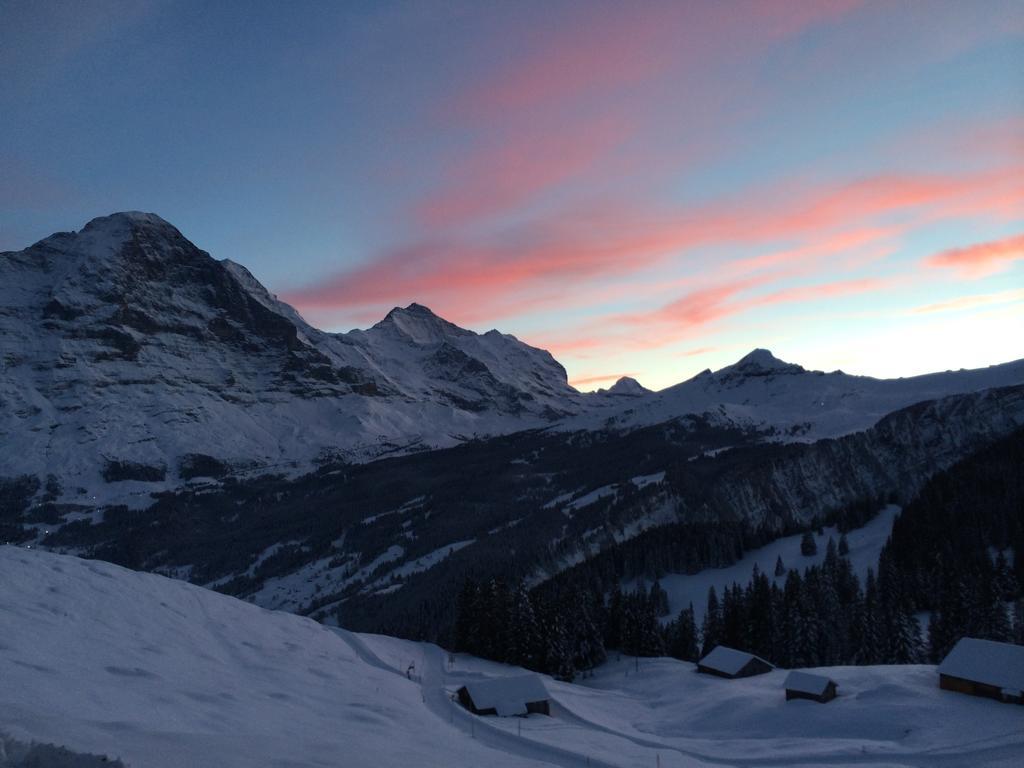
left=3, top=545, right=1022, bottom=768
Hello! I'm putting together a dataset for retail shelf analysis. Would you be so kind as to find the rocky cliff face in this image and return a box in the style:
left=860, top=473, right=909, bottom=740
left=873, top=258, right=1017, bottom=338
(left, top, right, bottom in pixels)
left=674, top=385, right=1024, bottom=531
left=0, top=213, right=583, bottom=504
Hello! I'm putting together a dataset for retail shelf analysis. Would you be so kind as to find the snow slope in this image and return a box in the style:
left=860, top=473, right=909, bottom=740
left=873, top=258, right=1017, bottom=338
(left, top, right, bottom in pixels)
left=633, top=505, right=901, bottom=622
left=524, top=656, right=1024, bottom=768
left=5, top=545, right=1023, bottom=768
left=359, top=631, right=1024, bottom=768
left=0, top=546, right=553, bottom=768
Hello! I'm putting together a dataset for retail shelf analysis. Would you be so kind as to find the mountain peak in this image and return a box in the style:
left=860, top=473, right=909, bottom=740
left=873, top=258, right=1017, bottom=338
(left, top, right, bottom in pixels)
left=605, top=376, right=649, bottom=396
left=78, top=211, right=183, bottom=243
left=83, top=211, right=173, bottom=230
left=27, top=211, right=185, bottom=258
left=738, top=348, right=782, bottom=365
left=725, top=348, right=805, bottom=376
left=375, top=302, right=467, bottom=345
left=390, top=302, right=439, bottom=318
left=35, top=211, right=190, bottom=264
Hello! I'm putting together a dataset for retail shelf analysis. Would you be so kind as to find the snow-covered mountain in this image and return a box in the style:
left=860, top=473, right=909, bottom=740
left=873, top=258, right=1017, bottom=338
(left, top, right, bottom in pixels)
left=2, top=211, right=1022, bottom=507
left=597, top=376, right=650, bottom=396
left=0, top=212, right=582, bottom=504
left=569, top=347, right=1024, bottom=441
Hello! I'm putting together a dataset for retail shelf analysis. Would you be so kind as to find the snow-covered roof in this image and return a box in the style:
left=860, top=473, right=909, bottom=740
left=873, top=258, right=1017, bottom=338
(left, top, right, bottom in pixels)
left=698, top=646, right=773, bottom=675
left=784, top=670, right=836, bottom=695
left=937, top=637, right=1024, bottom=693
left=461, top=675, right=549, bottom=716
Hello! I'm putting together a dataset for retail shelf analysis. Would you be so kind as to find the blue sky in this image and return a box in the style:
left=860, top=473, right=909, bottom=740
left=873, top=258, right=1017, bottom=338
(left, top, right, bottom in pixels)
left=2, top=0, right=1022, bottom=389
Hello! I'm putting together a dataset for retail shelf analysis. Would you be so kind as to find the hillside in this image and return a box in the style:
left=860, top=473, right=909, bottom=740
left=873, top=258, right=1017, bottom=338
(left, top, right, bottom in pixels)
left=0, top=545, right=552, bottom=768
left=2, top=546, right=1022, bottom=768
left=28, top=383, right=1024, bottom=642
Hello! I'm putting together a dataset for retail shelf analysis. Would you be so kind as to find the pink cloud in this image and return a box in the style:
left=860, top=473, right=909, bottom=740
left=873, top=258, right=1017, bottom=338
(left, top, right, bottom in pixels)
left=283, top=5, right=1018, bottom=339
left=678, top=346, right=718, bottom=358
left=285, top=163, right=1019, bottom=330
left=925, top=233, right=1024, bottom=278
left=619, top=278, right=768, bottom=329
left=415, top=117, right=633, bottom=229
left=403, top=0, right=875, bottom=249
left=454, top=7, right=668, bottom=120
left=749, top=276, right=892, bottom=309
left=568, top=372, right=636, bottom=388
left=538, top=273, right=901, bottom=357
left=912, top=288, right=1024, bottom=315
left=454, top=1, right=864, bottom=121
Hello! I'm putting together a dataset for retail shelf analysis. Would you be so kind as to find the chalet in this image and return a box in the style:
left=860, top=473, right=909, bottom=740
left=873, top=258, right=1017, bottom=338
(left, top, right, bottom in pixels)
left=697, top=646, right=773, bottom=679
left=456, top=675, right=551, bottom=716
left=936, top=637, right=1024, bottom=704
left=784, top=670, right=838, bottom=703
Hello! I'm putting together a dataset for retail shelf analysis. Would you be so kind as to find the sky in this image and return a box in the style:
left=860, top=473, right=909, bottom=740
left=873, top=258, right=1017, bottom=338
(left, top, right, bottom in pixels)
left=2, top=0, right=1022, bottom=391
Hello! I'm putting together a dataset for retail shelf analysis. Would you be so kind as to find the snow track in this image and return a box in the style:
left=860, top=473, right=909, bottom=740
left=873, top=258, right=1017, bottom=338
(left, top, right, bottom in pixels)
left=333, top=627, right=622, bottom=768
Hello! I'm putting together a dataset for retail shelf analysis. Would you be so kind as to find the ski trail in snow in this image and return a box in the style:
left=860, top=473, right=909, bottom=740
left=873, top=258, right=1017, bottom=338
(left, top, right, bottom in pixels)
left=327, top=627, right=405, bottom=678
left=330, top=628, right=625, bottom=768
left=418, top=644, right=627, bottom=768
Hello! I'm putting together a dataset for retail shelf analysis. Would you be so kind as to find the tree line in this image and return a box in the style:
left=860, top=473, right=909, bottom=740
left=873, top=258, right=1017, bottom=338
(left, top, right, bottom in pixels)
left=452, top=429, right=1024, bottom=680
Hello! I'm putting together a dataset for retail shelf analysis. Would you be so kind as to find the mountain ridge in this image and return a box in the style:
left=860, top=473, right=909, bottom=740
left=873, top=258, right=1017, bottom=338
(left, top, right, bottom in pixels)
left=3, top=211, right=1023, bottom=507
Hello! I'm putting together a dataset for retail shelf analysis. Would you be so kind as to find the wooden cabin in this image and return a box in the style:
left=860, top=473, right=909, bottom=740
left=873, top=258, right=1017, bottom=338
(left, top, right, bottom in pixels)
left=456, top=675, right=551, bottom=716
left=697, top=646, right=774, bottom=679
left=937, top=637, right=1024, bottom=704
left=784, top=670, right=838, bottom=703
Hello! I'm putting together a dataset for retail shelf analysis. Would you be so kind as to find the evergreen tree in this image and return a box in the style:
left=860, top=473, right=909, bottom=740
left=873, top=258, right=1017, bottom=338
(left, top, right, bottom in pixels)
left=745, top=564, right=774, bottom=660
left=777, top=569, right=802, bottom=668
left=878, top=548, right=923, bottom=663
left=816, top=564, right=844, bottom=665
left=668, top=604, right=700, bottom=661
left=800, top=531, right=818, bottom=556
left=565, top=590, right=607, bottom=672
left=721, top=583, right=746, bottom=649
left=649, top=579, right=670, bottom=617
left=774, top=555, right=786, bottom=577
left=993, top=551, right=1017, bottom=600
left=701, top=586, right=722, bottom=657
left=794, top=570, right=821, bottom=666
left=838, top=533, right=850, bottom=556
left=507, top=582, right=543, bottom=669
left=454, top=578, right=480, bottom=654
left=605, top=586, right=624, bottom=650
left=637, top=595, right=666, bottom=657
left=978, top=570, right=1012, bottom=642
left=856, top=568, right=882, bottom=664
left=1012, top=599, right=1024, bottom=645
left=824, top=537, right=838, bottom=566
left=928, top=572, right=969, bottom=661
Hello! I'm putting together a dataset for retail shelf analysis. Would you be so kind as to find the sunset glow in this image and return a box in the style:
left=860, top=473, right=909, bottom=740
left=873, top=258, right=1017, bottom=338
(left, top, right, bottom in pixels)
left=3, top=1, right=1021, bottom=390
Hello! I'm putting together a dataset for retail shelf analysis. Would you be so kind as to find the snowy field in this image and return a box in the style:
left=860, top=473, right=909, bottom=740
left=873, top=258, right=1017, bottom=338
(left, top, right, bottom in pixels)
left=634, top=505, right=901, bottom=621
left=3, top=545, right=1023, bottom=768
